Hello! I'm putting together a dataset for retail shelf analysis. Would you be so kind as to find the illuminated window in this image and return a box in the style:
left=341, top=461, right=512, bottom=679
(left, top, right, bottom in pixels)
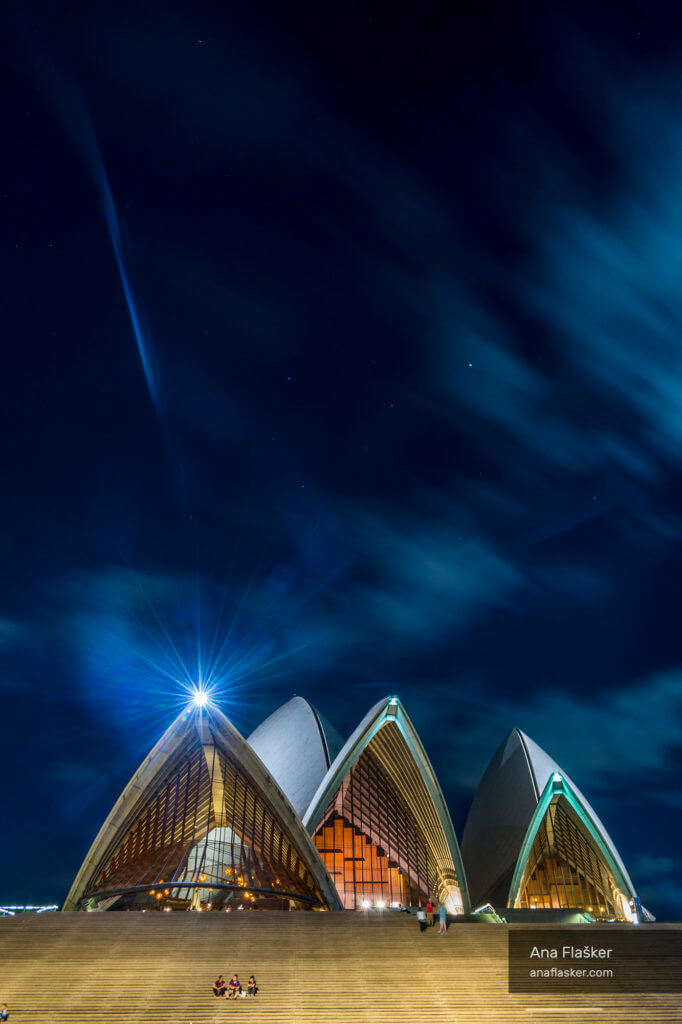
left=515, top=796, right=626, bottom=919
left=313, top=733, right=442, bottom=909
left=82, top=730, right=325, bottom=911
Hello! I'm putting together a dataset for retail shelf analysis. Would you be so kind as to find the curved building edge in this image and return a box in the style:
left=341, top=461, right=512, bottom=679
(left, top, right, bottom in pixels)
left=248, top=696, right=336, bottom=820
left=303, top=695, right=471, bottom=914
left=506, top=770, right=640, bottom=920
left=461, top=727, right=643, bottom=920
left=515, top=730, right=636, bottom=894
left=63, top=704, right=342, bottom=912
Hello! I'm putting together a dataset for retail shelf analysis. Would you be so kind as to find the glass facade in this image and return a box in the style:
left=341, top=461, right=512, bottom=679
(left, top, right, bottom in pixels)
left=81, top=730, right=326, bottom=911
left=514, top=794, right=628, bottom=920
left=312, top=723, right=463, bottom=911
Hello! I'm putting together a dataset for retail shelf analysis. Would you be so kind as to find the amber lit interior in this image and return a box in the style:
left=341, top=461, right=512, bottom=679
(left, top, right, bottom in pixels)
left=515, top=794, right=628, bottom=920
left=313, top=731, right=451, bottom=909
left=82, top=729, right=326, bottom=910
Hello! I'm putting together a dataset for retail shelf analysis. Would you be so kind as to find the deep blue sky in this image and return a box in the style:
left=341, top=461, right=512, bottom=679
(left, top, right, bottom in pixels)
left=1, top=1, right=680, bottom=917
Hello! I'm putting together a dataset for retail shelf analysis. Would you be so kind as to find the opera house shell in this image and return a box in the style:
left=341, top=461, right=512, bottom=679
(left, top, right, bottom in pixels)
left=63, top=703, right=342, bottom=912
left=64, top=699, right=642, bottom=922
left=248, top=696, right=344, bottom=820
left=461, top=729, right=644, bottom=922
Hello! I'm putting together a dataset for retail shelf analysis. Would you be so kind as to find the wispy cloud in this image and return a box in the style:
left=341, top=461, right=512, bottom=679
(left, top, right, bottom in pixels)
left=340, top=517, right=524, bottom=643
left=442, top=669, right=682, bottom=795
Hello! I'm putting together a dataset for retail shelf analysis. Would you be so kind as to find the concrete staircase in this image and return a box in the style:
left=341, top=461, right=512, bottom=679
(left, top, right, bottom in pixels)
left=0, top=912, right=678, bottom=1023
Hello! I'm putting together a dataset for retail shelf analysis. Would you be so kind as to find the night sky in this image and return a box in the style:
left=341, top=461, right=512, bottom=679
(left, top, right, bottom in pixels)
left=2, top=1, right=681, bottom=918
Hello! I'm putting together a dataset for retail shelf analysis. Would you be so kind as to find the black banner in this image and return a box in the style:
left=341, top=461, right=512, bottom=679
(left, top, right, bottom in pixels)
left=508, top=929, right=682, bottom=993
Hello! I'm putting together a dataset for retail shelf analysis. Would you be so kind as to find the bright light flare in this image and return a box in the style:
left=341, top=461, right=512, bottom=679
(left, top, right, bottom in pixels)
left=192, top=688, right=210, bottom=708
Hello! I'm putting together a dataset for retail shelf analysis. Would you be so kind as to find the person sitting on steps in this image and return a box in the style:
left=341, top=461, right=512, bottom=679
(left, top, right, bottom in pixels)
left=247, top=975, right=257, bottom=997
left=213, top=975, right=227, bottom=997
left=228, top=974, right=242, bottom=999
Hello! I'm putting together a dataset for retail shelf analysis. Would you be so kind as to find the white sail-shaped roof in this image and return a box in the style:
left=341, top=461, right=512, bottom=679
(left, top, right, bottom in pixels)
left=304, top=696, right=470, bottom=914
left=461, top=728, right=636, bottom=908
left=248, top=696, right=343, bottom=819
left=64, top=703, right=341, bottom=912
left=518, top=730, right=635, bottom=893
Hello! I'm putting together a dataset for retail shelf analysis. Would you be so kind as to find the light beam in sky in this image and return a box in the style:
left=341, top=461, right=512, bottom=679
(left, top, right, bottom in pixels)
left=35, top=57, right=162, bottom=417
left=91, top=153, right=162, bottom=416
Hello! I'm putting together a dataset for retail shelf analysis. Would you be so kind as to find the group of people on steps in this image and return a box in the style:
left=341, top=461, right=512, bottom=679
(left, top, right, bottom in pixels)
left=213, top=973, right=257, bottom=998
left=416, top=898, right=448, bottom=934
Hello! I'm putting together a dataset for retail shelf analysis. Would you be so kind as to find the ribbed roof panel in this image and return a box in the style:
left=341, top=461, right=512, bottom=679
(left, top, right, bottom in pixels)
left=248, top=697, right=335, bottom=819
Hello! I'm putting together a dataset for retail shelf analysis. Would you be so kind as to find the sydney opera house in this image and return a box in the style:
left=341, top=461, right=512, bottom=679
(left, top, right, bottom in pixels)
left=63, top=695, right=648, bottom=923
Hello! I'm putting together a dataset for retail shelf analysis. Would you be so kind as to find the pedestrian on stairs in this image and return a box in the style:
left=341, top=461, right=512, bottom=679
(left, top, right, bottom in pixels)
left=438, top=903, right=447, bottom=934
left=0, top=1002, right=8, bottom=1020
left=426, top=898, right=434, bottom=926
left=417, top=908, right=427, bottom=933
